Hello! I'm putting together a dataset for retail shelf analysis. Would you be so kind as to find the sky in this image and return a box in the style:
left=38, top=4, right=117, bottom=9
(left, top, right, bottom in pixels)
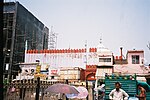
left=8, top=0, right=150, bottom=64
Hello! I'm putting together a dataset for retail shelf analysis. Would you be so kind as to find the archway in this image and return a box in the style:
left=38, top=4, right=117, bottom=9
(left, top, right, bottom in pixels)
left=86, top=72, right=95, bottom=81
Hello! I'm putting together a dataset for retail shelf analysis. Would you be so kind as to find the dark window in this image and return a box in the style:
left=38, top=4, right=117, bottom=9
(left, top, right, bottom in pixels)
left=7, top=39, right=12, bottom=49
left=99, top=58, right=111, bottom=62
left=4, top=21, right=7, bottom=28
left=5, top=57, right=10, bottom=63
left=8, top=21, right=13, bottom=26
left=51, top=76, right=54, bottom=79
left=8, top=30, right=12, bottom=38
left=132, top=55, right=139, bottom=64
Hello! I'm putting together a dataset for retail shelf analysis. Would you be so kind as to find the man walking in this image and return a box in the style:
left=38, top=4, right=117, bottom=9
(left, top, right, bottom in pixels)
left=109, top=82, right=129, bottom=100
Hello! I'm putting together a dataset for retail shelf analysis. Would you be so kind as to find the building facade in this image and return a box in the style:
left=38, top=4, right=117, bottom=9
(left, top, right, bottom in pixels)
left=22, top=47, right=149, bottom=80
left=95, top=43, right=114, bottom=80
left=114, top=49, right=148, bottom=74
left=3, top=2, right=49, bottom=79
left=59, top=67, right=82, bottom=82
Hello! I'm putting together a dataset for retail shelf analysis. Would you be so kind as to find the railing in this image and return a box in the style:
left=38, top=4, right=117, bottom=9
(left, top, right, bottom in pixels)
left=3, top=79, right=95, bottom=100
left=3, top=79, right=65, bottom=100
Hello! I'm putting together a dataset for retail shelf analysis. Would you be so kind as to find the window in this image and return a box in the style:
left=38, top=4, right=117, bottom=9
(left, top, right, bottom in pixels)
left=51, top=76, right=54, bottom=79
left=132, top=55, right=139, bottom=64
left=99, top=58, right=111, bottom=62
left=5, top=57, right=10, bottom=63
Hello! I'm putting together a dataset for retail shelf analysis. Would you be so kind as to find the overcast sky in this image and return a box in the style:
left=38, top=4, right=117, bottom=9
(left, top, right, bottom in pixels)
left=12, top=0, right=150, bottom=64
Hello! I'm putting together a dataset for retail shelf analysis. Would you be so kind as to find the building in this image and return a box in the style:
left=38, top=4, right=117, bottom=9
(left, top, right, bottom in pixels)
left=15, top=63, right=84, bottom=83
left=14, top=40, right=149, bottom=84
left=127, top=50, right=144, bottom=65
left=114, top=49, right=149, bottom=81
left=59, top=67, right=83, bottom=82
left=95, top=43, right=114, bottom=80
left=24, top=48, right=87, bottom=68
left=95, top=45, right=149, bottom=81
left=3, top=1, right=49, bottom=79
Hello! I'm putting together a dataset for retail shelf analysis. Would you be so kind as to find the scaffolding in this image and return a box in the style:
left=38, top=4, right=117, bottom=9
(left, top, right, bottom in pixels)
left=3, top=2, right=49, bottom=81
left=3, top=2, right=16, bottom=81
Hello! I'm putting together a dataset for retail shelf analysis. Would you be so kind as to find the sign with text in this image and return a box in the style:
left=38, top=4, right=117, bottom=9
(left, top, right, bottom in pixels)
left=51, top=70, right=58, bottom=74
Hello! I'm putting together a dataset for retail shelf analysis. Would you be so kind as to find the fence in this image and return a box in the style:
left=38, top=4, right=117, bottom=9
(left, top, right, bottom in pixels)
left=3, top=79, right=66, bottom=100
left=3, top=79, right=94, bottom=100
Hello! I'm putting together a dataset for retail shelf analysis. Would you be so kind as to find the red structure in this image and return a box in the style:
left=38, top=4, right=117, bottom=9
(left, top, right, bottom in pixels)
left=80, top=69, right=86, bottom=81
left=85, top=65, right=97, bottom=81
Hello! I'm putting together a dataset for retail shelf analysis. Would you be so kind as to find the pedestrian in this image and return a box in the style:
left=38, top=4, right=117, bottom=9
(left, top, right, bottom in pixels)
left=58, top=93, right=63, bottom=100
left=136, top=84, right=146, bottom=100
left=109, top=82, right=129, bottom=100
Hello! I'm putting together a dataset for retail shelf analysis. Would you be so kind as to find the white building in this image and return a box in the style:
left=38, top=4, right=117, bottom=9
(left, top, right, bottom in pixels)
left=95, top=43, right=114, bottom=79
left=15, top=42, right=149, bottom=81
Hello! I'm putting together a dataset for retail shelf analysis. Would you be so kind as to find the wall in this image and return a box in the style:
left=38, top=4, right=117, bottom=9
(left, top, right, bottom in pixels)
left=59, top=67, right=81, bottom=82
left=127, top=50, right=144, bottom=65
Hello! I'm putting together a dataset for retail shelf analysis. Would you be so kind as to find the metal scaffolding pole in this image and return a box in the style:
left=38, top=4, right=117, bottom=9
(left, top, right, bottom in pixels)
left=8, top=2, right=18, bottom=82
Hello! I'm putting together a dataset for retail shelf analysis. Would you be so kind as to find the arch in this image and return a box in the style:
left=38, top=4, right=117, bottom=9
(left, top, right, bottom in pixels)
left=86, top=72, right=95, bottom=81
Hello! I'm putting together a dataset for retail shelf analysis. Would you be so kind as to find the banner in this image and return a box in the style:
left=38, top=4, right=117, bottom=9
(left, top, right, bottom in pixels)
left=36, top=65, right=41, bottom=73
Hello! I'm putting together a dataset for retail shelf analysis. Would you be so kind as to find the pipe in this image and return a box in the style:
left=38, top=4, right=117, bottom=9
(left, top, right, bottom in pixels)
left=120, top=47, right=123, bottom=60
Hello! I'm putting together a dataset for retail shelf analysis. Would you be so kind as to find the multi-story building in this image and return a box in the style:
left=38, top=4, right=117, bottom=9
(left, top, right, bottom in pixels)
left=95, top=43, right=114, bottom=80
left=3, top=1, right=49, bottom=79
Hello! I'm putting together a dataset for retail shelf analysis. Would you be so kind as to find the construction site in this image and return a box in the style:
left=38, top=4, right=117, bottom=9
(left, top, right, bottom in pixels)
left=3, top=1, right=49, bottom=80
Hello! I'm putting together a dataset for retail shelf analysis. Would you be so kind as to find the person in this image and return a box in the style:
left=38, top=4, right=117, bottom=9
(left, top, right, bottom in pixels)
left=136, top=84, right=146, bottom=100
left=58, top=93, right=63, bottom=100
left=109, top=82, right=129, bottom=100
left=97, top=84, right=105, bottom=100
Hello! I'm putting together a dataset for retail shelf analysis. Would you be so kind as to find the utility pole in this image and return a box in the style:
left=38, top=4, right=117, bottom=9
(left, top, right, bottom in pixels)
left=85, top=40, right=87, bottom=65
left=35, top=77, right=40, bottom=100
left=84, top=40, right=88, bottom=100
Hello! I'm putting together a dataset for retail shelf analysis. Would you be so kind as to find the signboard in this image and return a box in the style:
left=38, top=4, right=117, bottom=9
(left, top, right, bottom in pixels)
left=34, top=73, right=47, bottom=80
left=51, top=70, right=58, bottom=74
left=36, top=65, right=41, bottom=73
